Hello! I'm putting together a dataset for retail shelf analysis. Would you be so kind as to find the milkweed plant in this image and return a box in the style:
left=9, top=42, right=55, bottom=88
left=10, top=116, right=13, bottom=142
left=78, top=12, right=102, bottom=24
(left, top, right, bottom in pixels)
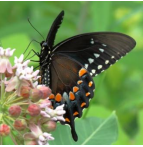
left=0, top=47, right=66, bottom=145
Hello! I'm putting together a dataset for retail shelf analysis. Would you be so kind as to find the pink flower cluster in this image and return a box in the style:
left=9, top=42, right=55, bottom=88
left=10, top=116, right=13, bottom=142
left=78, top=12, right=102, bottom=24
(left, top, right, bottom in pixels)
left=0, top=47, right=66, bottom=145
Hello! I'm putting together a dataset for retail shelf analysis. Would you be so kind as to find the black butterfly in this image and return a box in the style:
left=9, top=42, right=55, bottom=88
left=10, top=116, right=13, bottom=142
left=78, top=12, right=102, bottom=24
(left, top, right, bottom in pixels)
left=38, top=10, right=136, bottom=141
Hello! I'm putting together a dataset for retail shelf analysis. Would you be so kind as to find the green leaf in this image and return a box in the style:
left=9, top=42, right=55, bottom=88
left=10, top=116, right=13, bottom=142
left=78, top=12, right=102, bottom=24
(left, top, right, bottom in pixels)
left=50, top=111, right=118, bottom=145
left=134, top=110, right=143, bottom=145
left=83, top=104, right=130, bottom=145
left=3, top=136, right=14, bottom=145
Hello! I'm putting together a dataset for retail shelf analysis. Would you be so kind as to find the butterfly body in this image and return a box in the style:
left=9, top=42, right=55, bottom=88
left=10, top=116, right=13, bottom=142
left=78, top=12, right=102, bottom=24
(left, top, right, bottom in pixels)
left=39, top=10, right=136, bottom=141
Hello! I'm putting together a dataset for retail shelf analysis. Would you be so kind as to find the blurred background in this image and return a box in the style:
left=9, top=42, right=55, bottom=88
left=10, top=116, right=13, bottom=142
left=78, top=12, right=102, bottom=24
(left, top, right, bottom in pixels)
left=0, top=1, right=143, bottom=145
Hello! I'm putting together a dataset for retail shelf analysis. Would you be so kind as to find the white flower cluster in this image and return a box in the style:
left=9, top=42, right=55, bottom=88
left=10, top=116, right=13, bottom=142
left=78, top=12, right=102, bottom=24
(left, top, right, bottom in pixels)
left=0, top=47, right=15, bottom=74
left=14, top=54, right=40, bottom=86
left=41, top=104, right=65, bottom=122
left=0, top=47, right=66, bottom=145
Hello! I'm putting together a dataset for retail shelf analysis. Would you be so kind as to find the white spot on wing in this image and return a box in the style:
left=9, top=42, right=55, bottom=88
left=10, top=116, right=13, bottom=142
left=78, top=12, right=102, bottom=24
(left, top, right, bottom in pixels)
left=111, top=56, right=115, bottom=59
left=98, top=65, right=102, bottom=69
left=94, top=53, right=100, bottom=58
left=63, top=92, right=68, bottom=101
left=105, top=60, right=109, bottom=64
left=88, top=58, right=94, bottom=64
left=102, top=44, right=107, bottom=47
left=99, top=48, right=104, bottom=52
left=85, top=64, right=88, bottom=69
left=90, top=40, right=94, bottom=44
left=90, top=73, right=93, bottom=76
left=92, top=69, right=96, bottom=74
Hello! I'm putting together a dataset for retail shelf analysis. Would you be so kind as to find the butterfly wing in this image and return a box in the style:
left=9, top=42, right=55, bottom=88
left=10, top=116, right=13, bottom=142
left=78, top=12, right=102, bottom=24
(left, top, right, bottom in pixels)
left=41, top=12, right=136, bottom=141
left=46, top=10, right=64, bottom=48
left=53, top=32, right=136, bottom=76
left=46, top=32, right=135, bottom=141
left=42, top=53, right=95, bottom=141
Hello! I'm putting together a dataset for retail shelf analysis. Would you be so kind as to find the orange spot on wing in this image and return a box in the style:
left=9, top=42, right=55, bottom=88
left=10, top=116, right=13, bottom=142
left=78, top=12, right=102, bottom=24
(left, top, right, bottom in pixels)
left=79, top=68, right=87, bottom=77
left=49, top=94, right=55, bottom=99
left=69, top=92, right=75, bottom=101
left=73, top=86, right=79, bottom=93
left=65, top=118, right=70, bottom=122
left=88, top=81, right=93, bottom=87
left=86, top=92, right=90, bottom=97
left=55, top=93, right=62, bottom=102
left=81, top=102, right=86, bottom=107
left=77, top=80, right=83, bottom=85
left=73, top=111, right=79, bottom=116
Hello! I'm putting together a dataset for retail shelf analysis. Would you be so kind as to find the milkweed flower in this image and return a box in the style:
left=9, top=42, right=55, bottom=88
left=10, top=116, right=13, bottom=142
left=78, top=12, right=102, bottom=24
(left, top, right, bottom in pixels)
left=23, top=123, right=54, bottom=145
left=0, top=47, right=15, bottom=76
left=0, top=47, right=65, bottom=145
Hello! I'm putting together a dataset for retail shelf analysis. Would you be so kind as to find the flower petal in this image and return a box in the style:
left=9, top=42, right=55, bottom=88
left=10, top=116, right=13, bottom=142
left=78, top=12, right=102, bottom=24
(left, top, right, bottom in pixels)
left=39, top=135, right=45, bottom=141
left=6, top=77, right=18, bottom=92
left=19, top=54, right=24, bottom=63
left=0, top=47, right=4, bottom=56
left=6, top=62, right=13, bottom=74
left=10, top=49, right=16, bottom=56
left=29, top=123, right=42, bottom=137
left=0, top=59, right=7, bottom=73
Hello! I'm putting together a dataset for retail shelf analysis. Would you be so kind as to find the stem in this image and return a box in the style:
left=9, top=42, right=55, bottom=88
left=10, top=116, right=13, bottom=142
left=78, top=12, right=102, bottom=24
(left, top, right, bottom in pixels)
left=3, top=92, right=17, bottom=104
left=6, top=97, right=26, bottom=105
left=1, top=74, right=5, bottom=103
left=9, top=132, right=18, bottom=145
left=12, top=103, right=29, bottom=106
left=0, top=136, right=2, bottom=145
left=0, top=113, right=3, bottom=123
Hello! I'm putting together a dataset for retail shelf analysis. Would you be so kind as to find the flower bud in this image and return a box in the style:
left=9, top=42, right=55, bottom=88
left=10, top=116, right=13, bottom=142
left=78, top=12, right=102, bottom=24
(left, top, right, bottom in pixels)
left=14, top=119, right=27, bottom=131
left=20, top=86, right=31, bottom=98
left=9, top=105, right=21, bottom=117
left=30, top=88, right=43, bottom=102
left=37, top=86, right=51, bottom=99
left=0, top=124, right=10, bottom=136
left=42, top=121, right=56, bottom=132
left=28, top=104, right=41, bottom=116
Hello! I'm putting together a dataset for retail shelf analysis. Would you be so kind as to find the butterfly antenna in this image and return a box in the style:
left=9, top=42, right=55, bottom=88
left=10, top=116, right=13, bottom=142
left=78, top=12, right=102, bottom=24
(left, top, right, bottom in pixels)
left=24, top=39, right=40, bottom=55
left=28, top=18, right=45, bottom=40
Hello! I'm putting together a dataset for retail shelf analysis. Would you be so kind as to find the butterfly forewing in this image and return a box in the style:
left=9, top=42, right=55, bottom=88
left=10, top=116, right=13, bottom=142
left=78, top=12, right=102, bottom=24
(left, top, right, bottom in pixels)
left=46, top=11, right=64, bottom=48
left=53, top=32, right=136, bottom=76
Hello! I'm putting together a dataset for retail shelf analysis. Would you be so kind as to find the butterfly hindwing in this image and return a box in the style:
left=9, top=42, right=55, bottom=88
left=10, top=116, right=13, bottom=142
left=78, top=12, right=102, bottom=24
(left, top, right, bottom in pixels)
left=43, top=53, right=95, bottom=141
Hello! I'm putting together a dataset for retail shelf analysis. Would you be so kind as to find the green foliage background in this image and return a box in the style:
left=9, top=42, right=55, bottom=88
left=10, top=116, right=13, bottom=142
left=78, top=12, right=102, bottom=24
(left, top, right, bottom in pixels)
left=0, top=1, right=143, bottom=145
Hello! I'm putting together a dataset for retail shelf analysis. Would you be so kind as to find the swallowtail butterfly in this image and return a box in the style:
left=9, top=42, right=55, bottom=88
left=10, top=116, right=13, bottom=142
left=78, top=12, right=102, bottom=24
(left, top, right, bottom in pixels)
left=38, top=10, right=136, bottom=141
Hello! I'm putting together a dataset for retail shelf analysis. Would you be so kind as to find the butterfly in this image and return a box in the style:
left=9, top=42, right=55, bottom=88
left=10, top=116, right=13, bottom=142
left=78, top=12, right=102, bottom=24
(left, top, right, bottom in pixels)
left=38, top=10, right=136, bottom=141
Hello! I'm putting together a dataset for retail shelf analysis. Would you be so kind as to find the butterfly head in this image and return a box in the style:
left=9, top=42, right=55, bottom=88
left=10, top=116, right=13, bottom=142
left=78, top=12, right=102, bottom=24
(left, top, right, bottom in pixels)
left=40, top=41, right=48, bottom=49
left=40, top=41, right=52, bottom=67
